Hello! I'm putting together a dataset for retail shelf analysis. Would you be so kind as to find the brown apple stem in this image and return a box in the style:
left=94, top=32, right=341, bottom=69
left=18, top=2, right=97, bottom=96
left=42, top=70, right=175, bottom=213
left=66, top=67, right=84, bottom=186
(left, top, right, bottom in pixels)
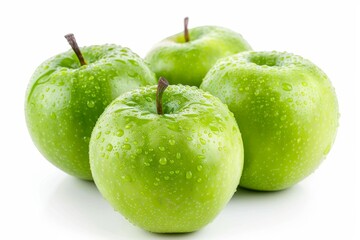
left=184, top=17, right=190, bottom=42
left=64, top=33, right=87, bottom=66
left=156, top=77, right=169, bottom=115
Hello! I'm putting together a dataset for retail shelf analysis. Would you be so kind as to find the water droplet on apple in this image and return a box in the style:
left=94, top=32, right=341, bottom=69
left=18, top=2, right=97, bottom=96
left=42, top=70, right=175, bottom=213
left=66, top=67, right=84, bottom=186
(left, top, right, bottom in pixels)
left=301, top=82, right=308, bottom=86
left=186, top=171, right=193, bottom=179
left=168, top=139, right=176, bottom=145
left=87, top=100, right=95, bottom=108
left=158, top=146, right=165, bottom=152
left=128, top=59, right=139, bottom=66
left=125, top=124, right=132, bottom=129
left=176, top=152, right=181, bottom=159
left=323, top=144, right=331, bottom=155
left=164, top=176, right=170, bottom=180
left=175, top=170, right=180, bottom=174
left=50, top=112, right=57, bottom=119
left=232, top=126, right=238, bottom=133
left=210, top=125, right=219, bottom=132
left=116, top=129, right=124, bottom=137
left=120, top=48, right=129, bottom=53
left=199, top=138, right=206, bottom=145
left=280, top=115, right=286, bottom=121
left=197, top=155, right=205, bottom=160
left=106, top=144, right=113, bottom=151
left=96, top=132, right=102, bottom=139
left=186, top=136, right=193, bottom=141
left=159, top=157, right=167, bottom=165
left=254, top=90, right=260, bottom=96
left=122, top=144, right=131, bottom=150
left=197, top=178, right=202, bottom=183
left=121, top=175, right=133, bottom=182
left=128, top=71, right=140, bottom=78
left=197, top=165, right=203, bottom=171
left=83, top=136, right=89, bottom=143
left=115, top=59, right=126, bottom=64
left=168, top=124, right=181, bottom=132
left=282, top=83, right=293, bottom=91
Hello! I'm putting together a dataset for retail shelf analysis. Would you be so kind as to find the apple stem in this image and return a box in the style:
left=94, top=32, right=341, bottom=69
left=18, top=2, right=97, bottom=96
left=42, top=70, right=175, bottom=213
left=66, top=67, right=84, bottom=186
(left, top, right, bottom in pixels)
left=64, top=33, right=87, bottom=66
left=184, top=17, right=190, bottom=42
left=156, top=77, right=169, bottom=115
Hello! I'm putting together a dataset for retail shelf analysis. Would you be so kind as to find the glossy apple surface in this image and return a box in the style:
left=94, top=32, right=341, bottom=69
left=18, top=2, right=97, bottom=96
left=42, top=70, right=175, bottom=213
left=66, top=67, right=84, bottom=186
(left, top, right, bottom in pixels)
left=201, top=51, right=339, bottom=191
left=89, top=82, right=243, bottom=232
left=25, top=41, right=156, bottom=180
left=145, top=23, right=252, bottom=87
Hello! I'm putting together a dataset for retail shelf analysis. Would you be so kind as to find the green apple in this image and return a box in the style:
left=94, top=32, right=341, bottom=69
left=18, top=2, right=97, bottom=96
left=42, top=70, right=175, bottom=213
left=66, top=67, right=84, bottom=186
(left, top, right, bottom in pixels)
left=145, top=17, right=252, bottom=87
left=89, top=78, right=244, bottom=232
left=25, top=34, right=157, bottom=180
left=200, top=51, right=339, bottom=191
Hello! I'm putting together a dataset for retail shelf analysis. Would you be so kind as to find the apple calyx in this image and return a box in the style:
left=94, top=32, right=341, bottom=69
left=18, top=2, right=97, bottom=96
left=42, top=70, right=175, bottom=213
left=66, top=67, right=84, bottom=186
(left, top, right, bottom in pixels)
left=156, top=77, right=169, bottom=115
left=64, top=33, right=87, bottom=66
left=184, top=17, right=190, bottom=42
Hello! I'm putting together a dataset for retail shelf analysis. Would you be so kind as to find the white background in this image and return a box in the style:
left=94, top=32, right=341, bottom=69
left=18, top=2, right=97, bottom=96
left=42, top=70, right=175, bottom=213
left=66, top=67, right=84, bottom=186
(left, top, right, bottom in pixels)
left=0, top=0, right=359, bottom=239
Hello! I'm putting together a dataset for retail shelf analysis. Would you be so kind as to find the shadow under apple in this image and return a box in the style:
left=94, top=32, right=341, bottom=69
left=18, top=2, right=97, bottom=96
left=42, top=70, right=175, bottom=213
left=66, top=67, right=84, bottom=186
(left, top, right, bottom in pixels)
left=45, top=176, right=139, bottom=237
left=45, top=176, right=199, bottom=239
left=210, top=185, right=310, bottom=235
left=44, top=175, right=309, bottom=238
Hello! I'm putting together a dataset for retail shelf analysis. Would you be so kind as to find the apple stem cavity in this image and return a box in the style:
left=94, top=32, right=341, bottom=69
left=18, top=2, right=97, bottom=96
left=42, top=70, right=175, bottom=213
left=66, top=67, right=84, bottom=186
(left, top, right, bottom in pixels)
left=156, top=77, right=169, bottom=115
left=64, top=33, right=87, bottom=66
left=184, top=17, right=190, bottom=42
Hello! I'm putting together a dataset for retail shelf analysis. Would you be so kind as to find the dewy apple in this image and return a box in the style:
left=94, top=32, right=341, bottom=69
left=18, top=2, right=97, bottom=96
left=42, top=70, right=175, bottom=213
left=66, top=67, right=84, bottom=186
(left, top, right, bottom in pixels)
left=145, top=17, right=252, bottom=87
left=90, top=78, right=244, bottom=232
left=25, top=34, right=157, bottom=180
left=201, top=51, right=339, bottom=191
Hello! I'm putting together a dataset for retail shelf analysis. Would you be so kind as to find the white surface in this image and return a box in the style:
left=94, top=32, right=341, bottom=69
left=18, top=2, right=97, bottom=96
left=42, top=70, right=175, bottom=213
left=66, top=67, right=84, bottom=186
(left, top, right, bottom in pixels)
left=0, top=0, right=359, bottom=239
